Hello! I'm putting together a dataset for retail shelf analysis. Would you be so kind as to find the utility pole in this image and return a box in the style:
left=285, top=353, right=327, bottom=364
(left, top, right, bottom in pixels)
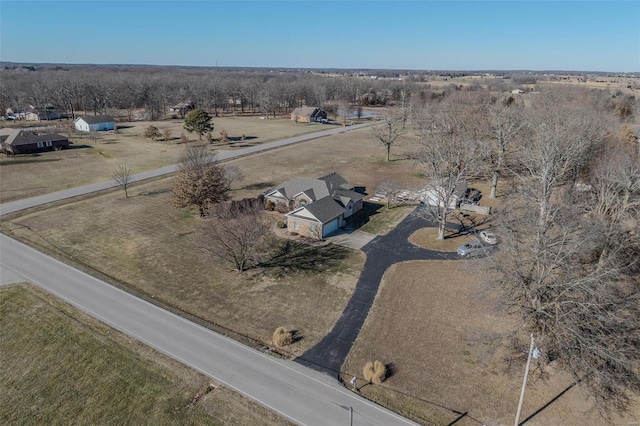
left=514, top=334, right=535, bottom=426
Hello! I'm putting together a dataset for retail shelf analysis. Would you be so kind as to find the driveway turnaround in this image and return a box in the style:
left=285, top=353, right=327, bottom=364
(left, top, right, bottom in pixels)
left=0, top=122, right=377, bottom=216
left=296, top=210, right=458, bottom=375
left=0, top=234, right=418, bottom=426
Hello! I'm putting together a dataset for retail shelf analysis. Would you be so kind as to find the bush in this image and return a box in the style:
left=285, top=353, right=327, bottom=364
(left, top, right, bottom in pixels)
left=363, top=360, right=386, bottom=385
left=276, top=220, right=286, bottom=229
left=265, top=200, right=275, bottom=211
left=289, top=232, right=298, bottom=236
left=275, top=202, right=289, bottom=213
left=272, top=327, right=292, bottom=347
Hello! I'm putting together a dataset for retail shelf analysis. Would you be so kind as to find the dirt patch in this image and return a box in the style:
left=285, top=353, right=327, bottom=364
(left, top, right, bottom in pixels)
left=343, top=260, right=639, bottom=425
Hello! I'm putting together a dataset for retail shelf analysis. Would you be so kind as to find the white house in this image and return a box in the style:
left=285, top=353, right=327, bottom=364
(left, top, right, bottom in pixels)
left=74, top=115, right=116, bottom=132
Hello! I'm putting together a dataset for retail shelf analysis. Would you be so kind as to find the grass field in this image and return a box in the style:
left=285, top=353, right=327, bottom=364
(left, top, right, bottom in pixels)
left=0, top=284, right=292, bottom=425
left=0, top=116, right=328, bottom=203
left=342, top=261, right=640, bottom=425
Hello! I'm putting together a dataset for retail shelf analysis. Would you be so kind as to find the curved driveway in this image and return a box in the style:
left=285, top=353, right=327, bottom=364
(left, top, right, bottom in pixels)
left=0, top=121, right=377, bottom=216
left=296, top=210, right=458, bottom=375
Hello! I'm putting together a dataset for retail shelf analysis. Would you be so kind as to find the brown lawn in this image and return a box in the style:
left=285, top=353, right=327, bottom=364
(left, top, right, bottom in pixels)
left=0, top=116, right=328, bottom=203
left=343, top=260, right=640, bottom=426
left=1, top=126, right=426, bottom=354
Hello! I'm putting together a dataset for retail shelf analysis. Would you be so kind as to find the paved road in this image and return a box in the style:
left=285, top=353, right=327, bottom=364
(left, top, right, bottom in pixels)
left=0, top=122, right=377, bottom=216
left=0, top=234, right=417, bottom=426
left=297, top=210, right=459, bottom=375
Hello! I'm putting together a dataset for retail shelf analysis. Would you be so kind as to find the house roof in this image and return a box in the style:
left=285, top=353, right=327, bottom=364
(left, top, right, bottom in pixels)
left=0, top=128, right=68, bottom=147
left=76, top=115, right=115, bottom=124
left=288, top=196, right=345, bottom=224
left=291, top=106, right=323, bottom=117
left=268, top=177, right=331, bottom=201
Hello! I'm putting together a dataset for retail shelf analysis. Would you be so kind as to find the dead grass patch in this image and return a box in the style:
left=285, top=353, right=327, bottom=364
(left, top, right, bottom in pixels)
left=343, top=260, right=639, bottom=425
left=408, top=227, right=476, bottom=252
left=0, top=284, right=291, bottom=425
left=0, top=117, right=326, bottom=203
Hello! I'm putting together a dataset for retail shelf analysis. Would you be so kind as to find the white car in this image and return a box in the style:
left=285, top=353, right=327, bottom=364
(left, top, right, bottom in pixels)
left=478, top=231, right=498, bottom=245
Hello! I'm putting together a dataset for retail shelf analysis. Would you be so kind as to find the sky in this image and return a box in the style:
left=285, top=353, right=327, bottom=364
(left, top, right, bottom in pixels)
left=1, top=1, right=638, bottom=72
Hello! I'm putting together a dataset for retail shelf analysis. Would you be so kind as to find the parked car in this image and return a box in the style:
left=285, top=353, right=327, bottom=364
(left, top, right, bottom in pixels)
left=457, top=241, right=486, bottom=257
left=478, top=231, right=498, bottom=245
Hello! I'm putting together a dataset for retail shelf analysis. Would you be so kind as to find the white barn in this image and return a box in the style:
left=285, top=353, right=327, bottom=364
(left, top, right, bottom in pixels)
left=75, top=115, right=116, bottom=132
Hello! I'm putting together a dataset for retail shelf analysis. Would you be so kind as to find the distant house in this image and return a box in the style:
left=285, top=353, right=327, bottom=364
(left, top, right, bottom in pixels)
left=169, top=101, right=194, bottom=113
left=74, top=115, right=116, bottom=132
left=511, top=89, right=525, bottom=94
left=290, top=106, right=328, bottom=123
left=265, top=172, right=364, bottom=238
left=0, top=128, right=69, bottom=155
left=25, top=109, right=60, bottom=121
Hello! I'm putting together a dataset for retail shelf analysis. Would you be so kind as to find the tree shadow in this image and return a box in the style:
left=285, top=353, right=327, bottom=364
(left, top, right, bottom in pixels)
left=260, top=240, right=350, bottom=274
left=240, top=181, right=275, bottom=191
left=519, top=380, right=581, bottom=425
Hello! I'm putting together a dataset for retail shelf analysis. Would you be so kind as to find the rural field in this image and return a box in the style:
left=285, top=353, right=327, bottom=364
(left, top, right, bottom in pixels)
left=0, top=115, right=328, bottom=203
left=0, top=284, right=292, bottom=425
left=2, top=100, right=638, bottom=424
left=1, top=126, right=425, bottom=354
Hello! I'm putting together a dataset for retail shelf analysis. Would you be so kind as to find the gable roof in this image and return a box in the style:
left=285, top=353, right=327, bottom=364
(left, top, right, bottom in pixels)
left=0, top=128, right=68, bottom=147
left=291, top=106, right=325, bottom=118
left=267, top=177, right=332, bottom=201
left=76, top=115, right=115, bottom=124
left=287, top=196, right=345, bottom=224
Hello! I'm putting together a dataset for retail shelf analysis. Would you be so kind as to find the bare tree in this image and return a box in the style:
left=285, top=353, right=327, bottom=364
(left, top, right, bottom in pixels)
left=337, top=101, right=350, bottom=127
left=112, top=161, right=132, bottom=198
left=485, top=103, right=524, bottom=198
left=488, top=92, right=640, bottom=414
left=371, top=110, right=404, bottom=161
left=413, top=97, right=485, bottom=240
left=171, top=144, right=230, bottom=216
left=375, top=179, right=401, bottom=209
left=193, top=201, right=271, bottom=272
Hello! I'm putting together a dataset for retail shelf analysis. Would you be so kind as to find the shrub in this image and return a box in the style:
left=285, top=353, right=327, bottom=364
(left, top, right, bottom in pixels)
left=275, top=202, right=289, bottom=213
left=363, top=360, right=386, bottom=385
left=265, top=200, right=275, bottom=211
left=289, top=232, right=298, bottom=236
left=220, top=130, right=229, bottom=144
left=272, top=327, right=292, bottom=347
left=276, top=220, right=286, bottom=229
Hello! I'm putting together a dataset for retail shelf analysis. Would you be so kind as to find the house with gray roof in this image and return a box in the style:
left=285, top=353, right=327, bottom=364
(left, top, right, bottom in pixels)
left=265, top=172, right=364, bottom=238
left=0, top=128, right=69, bottom=155
left=74, top=115, right=116, bottom=132
left=290, top=106, right=327, bottom=123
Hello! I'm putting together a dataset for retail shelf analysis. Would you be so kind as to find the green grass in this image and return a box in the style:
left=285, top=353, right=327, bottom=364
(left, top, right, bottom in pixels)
left=0, top=284, right=292, bottom=426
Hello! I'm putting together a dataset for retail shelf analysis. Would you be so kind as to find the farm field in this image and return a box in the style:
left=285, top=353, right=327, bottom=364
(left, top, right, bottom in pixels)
left=0, top=115, right=329, bottom=203
left=342, top=260, right=640, bottom=426
left=0, top=284, right=292, bottom=426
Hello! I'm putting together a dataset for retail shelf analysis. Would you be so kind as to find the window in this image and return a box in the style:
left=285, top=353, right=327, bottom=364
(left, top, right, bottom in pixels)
left=36, top=142, right=44, bottom=148
left=310, top=224, right=316, bottom=234
left=293, top=221, right=299, bottom=230
left=46, top=141, right=52, bottom=147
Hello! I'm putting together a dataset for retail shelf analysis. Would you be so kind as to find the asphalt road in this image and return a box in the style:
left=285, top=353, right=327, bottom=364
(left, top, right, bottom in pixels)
left=0, top=121, right=377, bottom=216
left=0, top=234, right=417, bottom=426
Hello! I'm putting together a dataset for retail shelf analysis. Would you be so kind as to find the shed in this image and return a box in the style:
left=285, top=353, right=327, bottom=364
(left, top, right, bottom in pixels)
left=75, top=115, right=116, bottom=132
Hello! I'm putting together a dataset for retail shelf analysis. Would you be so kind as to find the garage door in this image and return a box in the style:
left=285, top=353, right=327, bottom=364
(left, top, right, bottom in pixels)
left=322, top=218, right=339, bottom=237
